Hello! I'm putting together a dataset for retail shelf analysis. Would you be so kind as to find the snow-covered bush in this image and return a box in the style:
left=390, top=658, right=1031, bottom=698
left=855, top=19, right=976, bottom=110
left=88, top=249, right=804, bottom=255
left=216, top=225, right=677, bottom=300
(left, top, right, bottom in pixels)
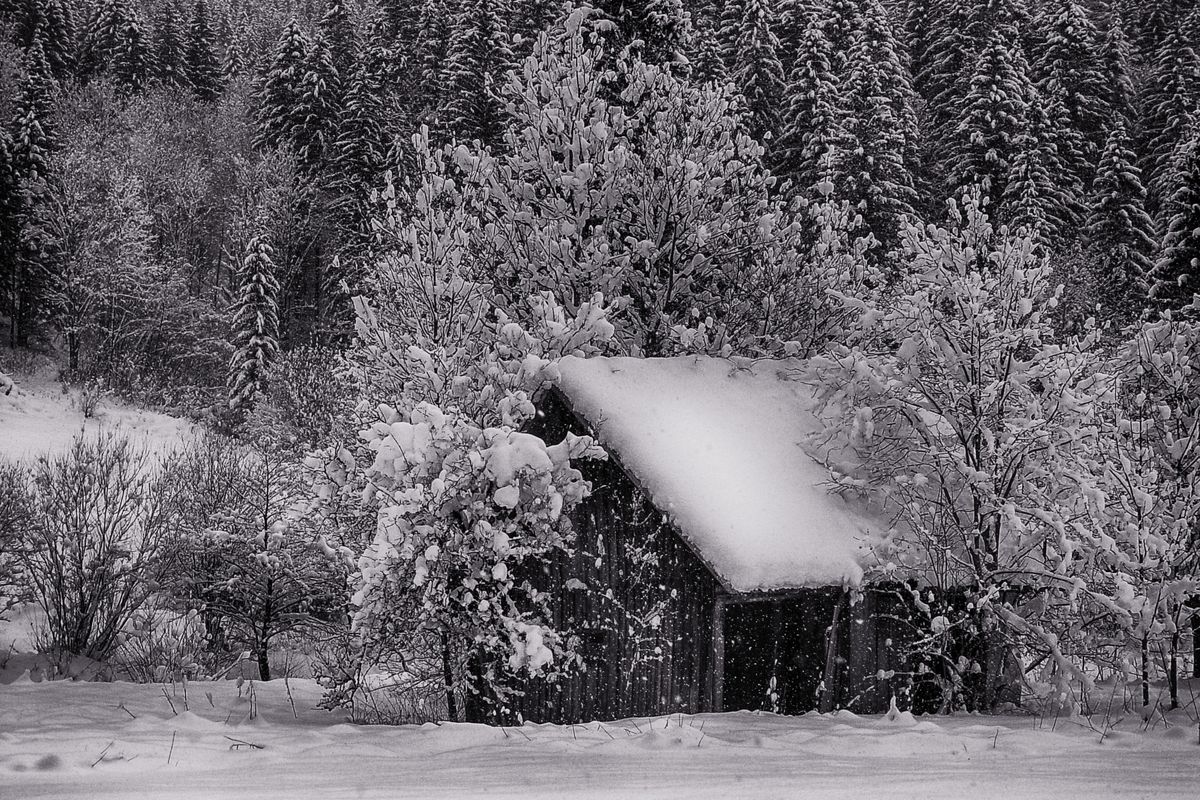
left=11, top=435, right=180, bottom=663
left=166, top=432, right=353, bottom=681
left=1092, top=302, right=1200, bottom=708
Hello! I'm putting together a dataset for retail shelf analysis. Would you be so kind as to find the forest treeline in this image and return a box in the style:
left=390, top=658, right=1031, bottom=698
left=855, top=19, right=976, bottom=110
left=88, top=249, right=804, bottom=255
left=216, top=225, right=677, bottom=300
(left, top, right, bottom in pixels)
left=0, top=0, right=1197, bottom=411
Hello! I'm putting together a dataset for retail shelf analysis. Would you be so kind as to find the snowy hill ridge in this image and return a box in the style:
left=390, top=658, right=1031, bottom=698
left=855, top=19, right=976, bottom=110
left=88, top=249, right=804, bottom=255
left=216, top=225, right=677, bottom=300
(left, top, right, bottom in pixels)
left=556, top=356, right=887, bottom=593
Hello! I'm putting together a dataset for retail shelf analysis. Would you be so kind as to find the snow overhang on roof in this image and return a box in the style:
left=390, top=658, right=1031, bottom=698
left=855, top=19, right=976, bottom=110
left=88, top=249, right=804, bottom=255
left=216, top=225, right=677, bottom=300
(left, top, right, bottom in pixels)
left=555, top=356, right=885, bottom=594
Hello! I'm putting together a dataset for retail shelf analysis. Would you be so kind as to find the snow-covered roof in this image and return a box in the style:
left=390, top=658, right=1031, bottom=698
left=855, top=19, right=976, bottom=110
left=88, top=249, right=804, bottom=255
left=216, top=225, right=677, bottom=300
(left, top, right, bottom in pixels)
left=555, top=356, right=885, bottom=593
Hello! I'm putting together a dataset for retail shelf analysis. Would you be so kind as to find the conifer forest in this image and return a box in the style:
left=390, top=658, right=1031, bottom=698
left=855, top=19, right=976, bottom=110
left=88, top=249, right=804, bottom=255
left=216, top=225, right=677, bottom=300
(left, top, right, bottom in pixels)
left=0, top=2, right=1199, bottom=797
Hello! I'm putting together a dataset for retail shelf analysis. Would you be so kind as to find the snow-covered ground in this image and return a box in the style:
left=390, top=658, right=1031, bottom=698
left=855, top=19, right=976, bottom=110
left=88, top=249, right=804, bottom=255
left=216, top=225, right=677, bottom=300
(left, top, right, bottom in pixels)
left=0, top=675, right=1196, bottom=800
left=0, top=364, right=193, bottom=462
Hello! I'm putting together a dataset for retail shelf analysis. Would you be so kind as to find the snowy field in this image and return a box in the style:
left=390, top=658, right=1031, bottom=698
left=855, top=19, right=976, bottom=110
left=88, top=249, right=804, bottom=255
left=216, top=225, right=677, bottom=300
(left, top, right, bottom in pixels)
left=0, top=676, right=1197, bottom=800
left=0, top=365, right=193, bottom=461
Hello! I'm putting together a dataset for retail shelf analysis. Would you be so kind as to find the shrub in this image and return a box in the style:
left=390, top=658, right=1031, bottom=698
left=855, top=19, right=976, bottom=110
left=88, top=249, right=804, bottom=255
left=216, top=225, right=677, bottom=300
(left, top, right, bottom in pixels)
left=13, top=435, right=179, bottom=662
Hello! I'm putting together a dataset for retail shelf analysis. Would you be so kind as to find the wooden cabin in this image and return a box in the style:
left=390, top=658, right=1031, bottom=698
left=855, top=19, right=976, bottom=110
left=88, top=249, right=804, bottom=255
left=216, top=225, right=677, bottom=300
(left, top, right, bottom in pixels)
left=468, top=356, right=1008, bottom=724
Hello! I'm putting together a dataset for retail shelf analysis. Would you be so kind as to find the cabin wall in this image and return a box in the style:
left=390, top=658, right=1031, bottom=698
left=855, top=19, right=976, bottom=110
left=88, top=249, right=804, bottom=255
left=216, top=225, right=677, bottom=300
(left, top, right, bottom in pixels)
left=473, top=391, right=724, bottom=724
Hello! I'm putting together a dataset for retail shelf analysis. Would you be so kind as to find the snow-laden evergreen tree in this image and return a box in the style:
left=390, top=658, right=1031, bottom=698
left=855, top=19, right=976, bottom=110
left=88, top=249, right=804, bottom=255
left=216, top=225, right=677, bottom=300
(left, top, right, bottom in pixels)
left=773, top=0, right=813, bottom=68
left=594, top=0, right=690, bottom=68
left=512, top=0, right=562, bottom=58
left=291, top=33, right=343, bottom=180
left=79, top=0, right=144, bottom=85
left=1083, top=123, right=1156, bottom=327
left=440, top=0, right=515, bottom=145
left=184, top=0, right=221, bottom=102
left=318, top=0, right=357, bottom=78
left=946, top=26, right=1032, bottom=203
left=228, top=235, right=280, bottom=413
left=414, top=0, right=454, bottom=120
left=774, top=16, right=840, bottom=194
left=7, top=35, right=56, bottom=348
left=1033, top=0, right=1109, bottom=189
left=829, top=0, right=918, bottom=263
left=379, top=0, right=423, bottom=54
left=109, top=10, right=151, bottom=92
left=1002, top=125, right=1055, bottom=252
left=332, top=23, right=392, bottom=217
left=1099, top=12, right=1136, bottom=130
left=152, top=1, right=189, bottom=87
left=727, top=0, right=786, bottom=143
left=687, top=16, right=728, bottom=85
left=254, top=20, right=311, bottom=152
left=1151, top=120, right=1200, bottom=312
left=1138, top=24, right=1200, bottom=211
left=11, top=0, right=76, bottom=80
left=0, top=131, right=21, bottom=347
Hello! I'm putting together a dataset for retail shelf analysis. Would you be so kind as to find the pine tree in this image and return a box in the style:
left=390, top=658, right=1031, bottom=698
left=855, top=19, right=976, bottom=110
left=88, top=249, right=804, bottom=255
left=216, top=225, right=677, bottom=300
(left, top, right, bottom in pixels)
left=110, top=10, right=151, bottom=91
left=1034, top=0, right=1109, bottom=189
left=79, top=0, right=139, bottom=81
left=1139, top=26, right=1200, bottom=212
left=292, top=34, right=343, bottom=180
left=255, top=20, right=312, bottom=152
left=727, top=0, right=786, bottom=143
left=1099, top=13, right=1136, bottom=130
left=332, top=24, right=392, bottom=221
left=318, top=0, right=357, bottom=78
left=9, top=0, right=76, bottom=80
left=775, top=16, right=840, bottom=193
left=184, top=0, right=221, bottom=102
left=413, top=0, right=454, bottom=120
left=594, top=0, right=690, bottom=67
left=688, top=17, right=728, bottom=86
left=1083, top=122, right=1156, bottom=326
left=0, top=131, right=21, bottom=348
left=380, top=0, right=424, bottom=51
left=152, top=1, right=189, bottom=87
left=512, top=0, right=562, bottom=59
left=228, top=235, right=281, bottom=413
left=1151, top=120, right=1200, bottom=312
left=947, top=26, right=1032, bottom=202
left=440, top=0, right=515, bottom=145
left=830, top=0, right=918, bottom=259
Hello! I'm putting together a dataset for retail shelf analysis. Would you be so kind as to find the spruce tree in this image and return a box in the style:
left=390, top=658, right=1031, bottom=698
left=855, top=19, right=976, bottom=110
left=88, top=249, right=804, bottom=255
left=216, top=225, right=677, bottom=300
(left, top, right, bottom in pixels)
left=380, top=0, right=424, bottom=55
left=775, top=16, right=840, bottom=194
left=1151, top=120, right=1200, bottom=312
left=152, top=1, right=189, bottom=88
left=1034, top=0, right=1109, bottom=189
left=1139, top=25, right=1200, bottom=212
left=830, top=0, right=918, bottom=259
left=79, top=0, right=138, bottom=81
left=110, top=10, right=151, bottom=92
left=255, top=21, right=312, bottom=152
left=688, top=17, right=729, bottom=86
left=947, top=26, right=1032, bottom=202
left=1099, top=13, right=1135, bottom=130
left=10, top=0, right=76, bottom=80
left=332, top=24, right=391, bottom=221
left=0, top=131, right=21, bottom=347
left=228, top=235, right=281, bottom=413
left=184, top=0, right=221, bottom=102
left=440, top=0, right=515, bottom=145
left=595, top=0, right=690, bottom=68
left=8, top=44, right=56, bottom=349
left=292, top=34, right=343, bottom=180
left=1084, top=122, right=1156, bottom=326
left=318, top=0, right=357, bottom=78
left=414, top=0, right=453, bottom=121
left=728, top=0, right=786, bottom=143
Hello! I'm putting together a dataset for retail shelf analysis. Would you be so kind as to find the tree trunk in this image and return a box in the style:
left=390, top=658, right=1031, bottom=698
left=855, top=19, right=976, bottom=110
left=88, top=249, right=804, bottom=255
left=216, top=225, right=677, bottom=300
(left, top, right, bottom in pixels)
left=1141, top=633, right=1150, bottom=708
left=441, top=632, right=458, bottom=722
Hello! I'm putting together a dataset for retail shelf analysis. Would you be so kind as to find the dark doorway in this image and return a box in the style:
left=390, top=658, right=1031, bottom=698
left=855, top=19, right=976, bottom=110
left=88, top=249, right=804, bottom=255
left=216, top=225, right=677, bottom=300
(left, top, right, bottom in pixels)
left=723, top=594, right=839, bottom=714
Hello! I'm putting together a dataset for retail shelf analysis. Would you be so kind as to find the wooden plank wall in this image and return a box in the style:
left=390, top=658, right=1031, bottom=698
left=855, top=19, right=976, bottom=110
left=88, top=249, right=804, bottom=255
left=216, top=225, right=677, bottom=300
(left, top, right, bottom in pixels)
left=487, top=393, right=724, bottom=724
